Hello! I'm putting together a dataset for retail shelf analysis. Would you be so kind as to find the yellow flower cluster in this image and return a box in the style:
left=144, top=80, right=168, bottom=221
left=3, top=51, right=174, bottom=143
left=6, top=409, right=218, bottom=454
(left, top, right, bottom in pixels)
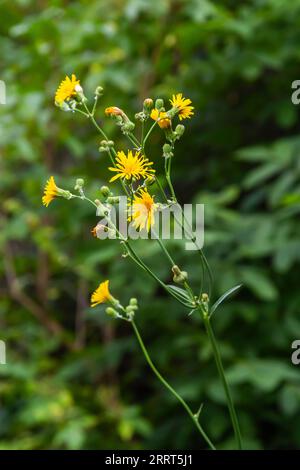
left=46, top=76, right=195, bottom=308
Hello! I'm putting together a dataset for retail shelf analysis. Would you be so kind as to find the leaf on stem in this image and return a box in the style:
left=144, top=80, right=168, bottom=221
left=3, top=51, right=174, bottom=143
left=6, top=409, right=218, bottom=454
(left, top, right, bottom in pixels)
left=210, top=284, right=242, bottom=317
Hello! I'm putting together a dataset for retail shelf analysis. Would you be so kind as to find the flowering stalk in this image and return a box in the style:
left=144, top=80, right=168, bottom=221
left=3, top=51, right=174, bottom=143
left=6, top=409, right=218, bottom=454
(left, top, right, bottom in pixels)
left=45, top=76, right=244, bottom=449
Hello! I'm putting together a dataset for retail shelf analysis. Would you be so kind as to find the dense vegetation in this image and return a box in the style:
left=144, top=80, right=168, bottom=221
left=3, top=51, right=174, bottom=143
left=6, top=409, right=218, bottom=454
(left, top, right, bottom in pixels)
left=1, top=0, right=300, bottom=449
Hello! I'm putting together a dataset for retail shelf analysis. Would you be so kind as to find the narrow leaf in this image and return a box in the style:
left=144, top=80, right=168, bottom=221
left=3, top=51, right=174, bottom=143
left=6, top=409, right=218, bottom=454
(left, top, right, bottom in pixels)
left=210, top=284, right=242, bottom=316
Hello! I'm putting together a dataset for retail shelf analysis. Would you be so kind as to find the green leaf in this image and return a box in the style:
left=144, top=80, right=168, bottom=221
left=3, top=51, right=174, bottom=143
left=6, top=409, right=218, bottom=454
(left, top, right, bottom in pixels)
left=166, top=285, right=195, bottom=308
left=210, top=285, right=242, bottom=316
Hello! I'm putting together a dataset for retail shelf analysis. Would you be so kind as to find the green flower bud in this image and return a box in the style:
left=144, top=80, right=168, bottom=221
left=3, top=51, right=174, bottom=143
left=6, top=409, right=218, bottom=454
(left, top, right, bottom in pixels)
left=100, top=186, right=111, bottom=198
left=129, top=298, right=138, bottom=306
left=155, top=98, right=164, bottom=110
left=74, top=178, right=85, bottom=190
left=95, top=86, right=104, bottom=97
left=105, top=307, right=118, bottom=317
left=121, top=121, right=135, bottom=134
left=201, top=293, right=209, bottom=303
left=107, top=196, right=120, bottom=204
left=175, top=124, right=185, bottom=137
left=163, top=143, right=174, bottom=158
left=107, top=140, right=115, bottom=147
left=74, top=84, right=86, bottom=103
left=172, top=265, right=188, bottom=284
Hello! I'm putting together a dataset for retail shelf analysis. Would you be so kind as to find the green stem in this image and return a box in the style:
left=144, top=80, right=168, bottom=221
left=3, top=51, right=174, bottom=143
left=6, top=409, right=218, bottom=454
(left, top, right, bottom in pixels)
left=164, top=157, right=177, bottom=202
left=202, top=312, right=242, bottom=450
left=131, top=319, right=216, bottom=450
left=143, top=121, right=157, bottom=150
left=152, top=229, right=176, bottom=266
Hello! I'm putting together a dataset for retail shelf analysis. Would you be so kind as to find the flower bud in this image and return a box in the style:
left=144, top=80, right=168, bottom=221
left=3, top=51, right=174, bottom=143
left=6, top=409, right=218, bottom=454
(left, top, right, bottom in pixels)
left=175, top=124, right=185, bottom=137
left=105, top=307, right=118, bottom=317
left=143, top=98, right=153, bottom=111
left=155, top=98, right=164, bottom=110
left=121, top=121, right=135, bottom=134
left=129, top=298, right=138, bottom=306
left=74, top=84, right=86, bottom=102
left=105, top=106, right=124, bottom=117
left=201, top=293, right=209, bottom=303
left=172, top=265, right=188, bottom=284
left=163, top=143, right=173, bottom=158
left=99, top=146, right=109, bottom=152
left=74, top=178, right=85, bottom=191
left=125, top=305, right=137, bottom=319
left=100, top=186, right=111, bottom=198
left=95, top=86, right=104, bottom=97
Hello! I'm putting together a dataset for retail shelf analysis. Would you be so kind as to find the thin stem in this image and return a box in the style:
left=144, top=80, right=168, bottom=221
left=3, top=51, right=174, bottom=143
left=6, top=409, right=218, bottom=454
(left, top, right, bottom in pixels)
left=152, top=229, right=176, bottom=266
left=131, top=319, right=216, bottom=450
left=202, top=312, right=242, bottom=450
left=143, top=121, right=157, bottom=150
left=164, top=157, right=177, bottom=202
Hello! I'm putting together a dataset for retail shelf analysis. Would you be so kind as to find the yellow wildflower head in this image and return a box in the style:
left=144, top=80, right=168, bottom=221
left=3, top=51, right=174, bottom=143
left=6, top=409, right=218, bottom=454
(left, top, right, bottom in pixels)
left=129, top=189, right=158, bottom=232
left=169, top=93, right=194, bottom=120
left=108, top=150, right=155, bottom=182
left=150, top=108, right=171, bottom=129
left=55, top=74, right=80, bottom=106
left=91, top=280, right=113, bottom=307
left=42, top=176, right=59, bottom=207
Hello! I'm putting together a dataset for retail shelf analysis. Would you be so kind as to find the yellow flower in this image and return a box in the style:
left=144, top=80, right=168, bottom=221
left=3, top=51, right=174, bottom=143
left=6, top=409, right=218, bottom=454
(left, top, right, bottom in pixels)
left=55, top=74, right=80, bottom=105
left=109, top=150, right=155, bottom=182
left=91, top=280, right=113, bottom=307
left=150, top=108, right=171, bottom=129
left=129, top=189, right=158, bottom=232
left=169, top=93, right=194, bottom=120
left=42, top=176, right=59, bottom=207
left=105, top=106, right=124, bottom=117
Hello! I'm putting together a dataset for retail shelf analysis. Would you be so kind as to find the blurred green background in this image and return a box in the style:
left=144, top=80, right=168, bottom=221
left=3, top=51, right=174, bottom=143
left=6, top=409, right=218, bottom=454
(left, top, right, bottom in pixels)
left=1, top=0, right=300, bottom=450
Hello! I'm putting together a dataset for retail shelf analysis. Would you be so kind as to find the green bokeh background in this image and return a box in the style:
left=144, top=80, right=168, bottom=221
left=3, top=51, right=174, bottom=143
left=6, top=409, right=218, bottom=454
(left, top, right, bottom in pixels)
left=1, top=0, right=300, bottom=450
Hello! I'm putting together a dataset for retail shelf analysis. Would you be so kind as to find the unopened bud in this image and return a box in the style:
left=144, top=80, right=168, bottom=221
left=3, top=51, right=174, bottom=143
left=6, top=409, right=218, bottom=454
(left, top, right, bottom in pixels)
left=201, top=293, right=209, bottom=303
left=129, top=298, right=138, bottom=306
left=74, top=84, right=86, bottom=102
left=143, top=98, right=153, bottom=111
left=175, top=124, right=185, bottom=137
left=100, top=186, right=110, bottom=198
left=121, top=121, right=135, bottom=134
left=172, top=265, right=188, bottom=284
left=74, top=178, right=84, bottom=190
left=105, top=307, right=118, bottom=317
left=95, top=86, right=104, bottom=97
left=163, top=143, right=173, bottom=158
left=155, top=98, right=164, bottom=110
